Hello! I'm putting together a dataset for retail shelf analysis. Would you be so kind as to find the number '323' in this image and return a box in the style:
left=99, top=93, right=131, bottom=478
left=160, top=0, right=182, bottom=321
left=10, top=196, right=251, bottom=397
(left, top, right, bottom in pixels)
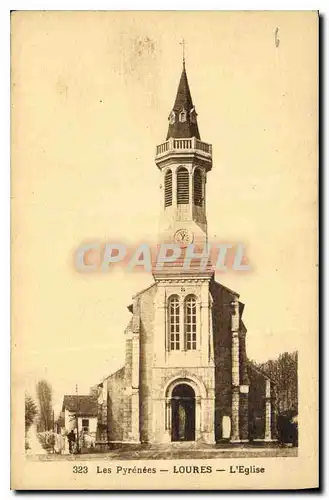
left=73, top=466, right=88, bottom=473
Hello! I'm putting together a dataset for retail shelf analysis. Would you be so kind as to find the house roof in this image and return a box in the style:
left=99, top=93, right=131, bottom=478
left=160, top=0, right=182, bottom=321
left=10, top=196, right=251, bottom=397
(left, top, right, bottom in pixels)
left=166, top=62, right=201, bottom=140
left=62, top=395, right=97, bottom=416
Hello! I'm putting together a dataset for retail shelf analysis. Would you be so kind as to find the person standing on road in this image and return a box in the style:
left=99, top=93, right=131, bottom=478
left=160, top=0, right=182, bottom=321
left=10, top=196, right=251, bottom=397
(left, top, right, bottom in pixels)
left=67, top=429, right=76, bottom=454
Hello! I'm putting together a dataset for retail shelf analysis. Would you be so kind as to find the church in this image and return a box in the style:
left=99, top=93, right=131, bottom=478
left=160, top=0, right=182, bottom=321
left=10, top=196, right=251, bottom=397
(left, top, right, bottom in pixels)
left=96, top=59, right=275, bottom=446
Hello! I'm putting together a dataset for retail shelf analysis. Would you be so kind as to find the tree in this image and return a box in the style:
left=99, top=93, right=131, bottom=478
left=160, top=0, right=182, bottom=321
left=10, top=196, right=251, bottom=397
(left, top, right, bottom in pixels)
left=277, top=351, right=298, bottom=413
left=250, top=351, right=298, bottom=414
left=25, top=393, right=38, bottom=433
left=36, top=380, right=53, bottom=432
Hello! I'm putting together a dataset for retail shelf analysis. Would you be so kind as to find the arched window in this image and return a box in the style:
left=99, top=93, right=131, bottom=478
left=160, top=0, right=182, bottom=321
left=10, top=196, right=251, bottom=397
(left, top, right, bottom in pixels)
left=193, top=168, right=203, bottom=207
left=179, top=108, right=187, bottom=122
left=184, top=295, right=197, bottom=350
left=190, top=107, right=197, bottom=124
left=164, top=169, right=172, bottom=207
left=177, top=167, right=189, bottom=205
left=168, top=295, right=180, bottom=351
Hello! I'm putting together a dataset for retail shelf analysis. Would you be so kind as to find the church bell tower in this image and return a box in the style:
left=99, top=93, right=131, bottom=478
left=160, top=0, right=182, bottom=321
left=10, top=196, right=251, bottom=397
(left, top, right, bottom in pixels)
left=150, top=58, right=217, bottom=444
left=154, top=60, right=213, bottom=277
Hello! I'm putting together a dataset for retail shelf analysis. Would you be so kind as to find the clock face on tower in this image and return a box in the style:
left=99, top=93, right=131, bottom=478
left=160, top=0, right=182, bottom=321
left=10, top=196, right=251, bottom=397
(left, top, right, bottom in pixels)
left=173, top=228, right=193, bottom=247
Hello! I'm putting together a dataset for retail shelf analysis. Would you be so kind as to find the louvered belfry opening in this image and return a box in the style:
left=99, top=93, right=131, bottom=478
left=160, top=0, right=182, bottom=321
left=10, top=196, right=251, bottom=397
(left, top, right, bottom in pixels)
left=164, top=169, right=173, bottom=207
left=193, top=168, right=203, bottom=207
left=177, top=167, right=189, bottom=204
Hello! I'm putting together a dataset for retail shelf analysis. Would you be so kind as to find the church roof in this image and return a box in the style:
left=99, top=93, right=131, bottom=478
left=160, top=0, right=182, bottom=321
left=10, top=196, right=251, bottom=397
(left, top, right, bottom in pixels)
left=132, top=282, right=156, bottom=300
left=211, top=279, right=240, bottom=299
left=166, top=62, right=201, bottom=140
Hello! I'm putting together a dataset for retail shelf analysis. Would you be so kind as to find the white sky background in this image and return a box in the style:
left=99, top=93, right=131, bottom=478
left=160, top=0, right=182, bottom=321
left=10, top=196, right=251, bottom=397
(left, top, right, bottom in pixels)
left=11, top=11, right=318, bottom=415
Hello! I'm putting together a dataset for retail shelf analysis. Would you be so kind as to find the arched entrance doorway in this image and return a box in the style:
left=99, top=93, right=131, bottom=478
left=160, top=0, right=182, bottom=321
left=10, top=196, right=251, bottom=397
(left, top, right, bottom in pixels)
left=171, top=384, right=196, bottom=442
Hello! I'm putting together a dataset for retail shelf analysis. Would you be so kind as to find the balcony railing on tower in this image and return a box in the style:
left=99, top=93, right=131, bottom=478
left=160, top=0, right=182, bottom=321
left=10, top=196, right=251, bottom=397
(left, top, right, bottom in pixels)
left=156, top=137, right=212, bottom=157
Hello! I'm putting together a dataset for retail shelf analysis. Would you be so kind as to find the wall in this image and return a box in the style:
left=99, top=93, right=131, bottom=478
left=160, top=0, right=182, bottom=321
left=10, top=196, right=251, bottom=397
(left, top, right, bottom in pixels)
left=78, top=416, right=97, bottom=434
left=64, top=409, right=75, bottom=431
left=248, top=366, right=267, bottom=440
left=97, top=381, right=108, bottom=442
left=210, top=280, right=234, bottom=441
left=106, top=366, right=126, bottom=441
left=139, top=279, right=216, bottom=444
left=138, top=284, right=157, bottom=443
left=63, top=410, right=97, bottom=431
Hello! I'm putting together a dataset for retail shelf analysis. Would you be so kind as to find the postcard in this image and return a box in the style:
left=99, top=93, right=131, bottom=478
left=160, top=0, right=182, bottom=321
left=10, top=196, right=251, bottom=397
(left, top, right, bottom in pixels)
left=11, top=10, right=318, bottom=490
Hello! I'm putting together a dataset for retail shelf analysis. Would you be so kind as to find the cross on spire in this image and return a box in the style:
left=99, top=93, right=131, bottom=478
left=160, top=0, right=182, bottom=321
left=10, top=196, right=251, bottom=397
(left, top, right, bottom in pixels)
left=179, top=38, right=186, bottom=66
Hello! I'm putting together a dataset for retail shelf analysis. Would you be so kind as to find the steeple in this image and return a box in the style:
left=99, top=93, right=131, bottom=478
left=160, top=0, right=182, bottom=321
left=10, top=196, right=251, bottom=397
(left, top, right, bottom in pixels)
left=154, top=55, right=213, bottom=278
left=166, top=63, right=200, bottom=140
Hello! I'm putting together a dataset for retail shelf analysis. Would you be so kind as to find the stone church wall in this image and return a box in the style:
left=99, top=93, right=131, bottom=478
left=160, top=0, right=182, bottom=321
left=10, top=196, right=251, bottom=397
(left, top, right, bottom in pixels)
left=106, top=366, right=126, bottom=442
left=210, top=281, right=235, bottom=441
left=137, top=284, right=157, bottom=443
left=248, top=366, right=276, bottom=440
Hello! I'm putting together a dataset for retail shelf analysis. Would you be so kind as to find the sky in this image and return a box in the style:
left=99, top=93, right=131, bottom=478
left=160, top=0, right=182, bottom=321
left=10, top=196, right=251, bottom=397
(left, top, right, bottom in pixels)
left=11, top=11, right=318, bottom=415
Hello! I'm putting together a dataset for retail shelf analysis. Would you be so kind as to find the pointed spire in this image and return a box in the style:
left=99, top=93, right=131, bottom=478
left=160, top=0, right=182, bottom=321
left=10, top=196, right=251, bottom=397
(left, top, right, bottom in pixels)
left=166, top=61, right=200, bottom=140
